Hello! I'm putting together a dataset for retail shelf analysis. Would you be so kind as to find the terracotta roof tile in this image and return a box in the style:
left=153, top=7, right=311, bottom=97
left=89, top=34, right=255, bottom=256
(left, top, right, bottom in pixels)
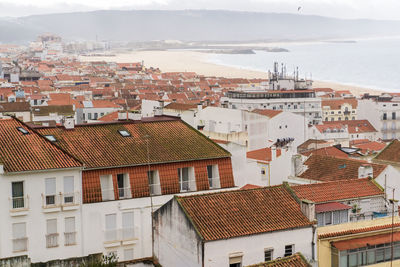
left=37, top=119, right=231, bottom=169
left=246, top=253, right=311, bottom=267
left=324, top=120, right=377, bottom=134
left=299, top=155, right=386, bottom=182
left=252, top=109, right=282, bottom=118
left=292, top=178, right=383, bottom=203
left=315, top=202, right=352, bottom=213
left=247, top=147, right=281, bottom=162
left=322, top=98, right=358, bottom=109
left=0, top=118, right=82, bottom=173
left=300, top=146, right=349, bottom=158
left=374, top=139, right=400, bottom=164
left=177, top=185, right=314, bottom=241
left=164, top=102, right=198, bottom=111
left=319, top=222, right=400, bottom=239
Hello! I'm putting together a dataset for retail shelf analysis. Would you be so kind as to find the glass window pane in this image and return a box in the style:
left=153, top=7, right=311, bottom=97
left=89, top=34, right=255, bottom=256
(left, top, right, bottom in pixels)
left=349, top=254, right=357, bottom=267
left=340, top=210, right=348, bottom=223
left=340, top=254, right=347, bottom=267
left=317, top=213, right=324, bottom=226
left=376, top=248, right=384, bottom=262
left=333, top=211, right=340, bottom=225
left=325, top=212, right=332, bottom=225
left=367, top=250, right=375, bottom=264
left=12, top=182, right=23, bottom=197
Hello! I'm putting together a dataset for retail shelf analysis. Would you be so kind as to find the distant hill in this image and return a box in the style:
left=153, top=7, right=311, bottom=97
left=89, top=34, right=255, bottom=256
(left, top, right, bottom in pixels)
left=1, top=10, right=400, bottom=43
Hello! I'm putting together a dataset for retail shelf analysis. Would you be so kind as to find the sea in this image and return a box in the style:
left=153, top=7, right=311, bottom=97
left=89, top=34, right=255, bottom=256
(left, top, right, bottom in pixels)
left=207, top=37, right=400, bottom=92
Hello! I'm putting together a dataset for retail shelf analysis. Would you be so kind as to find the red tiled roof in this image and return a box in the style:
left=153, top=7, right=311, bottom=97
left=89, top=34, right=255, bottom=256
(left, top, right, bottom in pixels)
left=321, top=98, right=358, bottom=109
left=292, top=178, right=383, bottom=203
left=177, top=185, right=314, bottom=241
left=315, top=202, right=351, bottom=213
left=241, top=184, right=262, bottom=190
left=164, top=102, right=198, bottom=111
left=374, top=139, right=400, bottom=163
left=299, top=155, right=386, bottom=182
left=247, top=147, right=281, bottom=162
left=37, top=118, right=231, bottom=169
left=300, top=146, right=349, bottom=158
left=0, top=118, right=82, bottom=173
left=319, top=222, right=400, bottom=239
left=252, top=109, right=282, bottom=118
left=246, top=253, right=311, bottom=267
left=324, top=120, right=377, bottom=134
left=353, top=141, right=386, bottom=154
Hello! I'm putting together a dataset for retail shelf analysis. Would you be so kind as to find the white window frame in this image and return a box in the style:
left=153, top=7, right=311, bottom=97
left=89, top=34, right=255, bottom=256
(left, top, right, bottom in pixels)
left=100, top=175, right=114, bottom=201
left=148, top=170, right=161, bottom=196
left=64, top=217, right=76, bottom=246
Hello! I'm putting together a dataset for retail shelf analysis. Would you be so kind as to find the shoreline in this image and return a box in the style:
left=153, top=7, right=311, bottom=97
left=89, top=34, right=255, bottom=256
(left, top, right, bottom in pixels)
left=79, top=50, right=385, bottom=96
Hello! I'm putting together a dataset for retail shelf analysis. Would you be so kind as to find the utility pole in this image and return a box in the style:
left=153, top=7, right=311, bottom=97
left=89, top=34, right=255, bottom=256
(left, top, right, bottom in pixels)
left=390, top=187, right=395, bottom=266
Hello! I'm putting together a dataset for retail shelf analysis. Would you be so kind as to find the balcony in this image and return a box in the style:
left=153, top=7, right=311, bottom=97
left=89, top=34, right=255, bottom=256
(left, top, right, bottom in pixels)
left=208, top=177, right=221, bottom=189
left=42, top=192, right=80, bottom=212
left=64, top=232, right=76, bottom=246
left=13, top=237, right=28, bottom=252
left=46, top=233, right=59, bottom=248
left=149, top=183, right=162, bottom=196
left=9, top=196, right=29, bottom=216
left=118, top=187, right=132, bottom=199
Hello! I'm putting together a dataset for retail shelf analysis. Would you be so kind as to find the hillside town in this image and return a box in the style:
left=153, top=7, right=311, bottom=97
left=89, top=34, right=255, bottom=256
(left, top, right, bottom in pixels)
left=2, top=35, right=400, bottom=267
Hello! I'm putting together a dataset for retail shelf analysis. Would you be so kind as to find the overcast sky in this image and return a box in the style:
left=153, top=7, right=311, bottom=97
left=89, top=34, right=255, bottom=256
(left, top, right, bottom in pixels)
left=0, top=0, right=399, bottom=20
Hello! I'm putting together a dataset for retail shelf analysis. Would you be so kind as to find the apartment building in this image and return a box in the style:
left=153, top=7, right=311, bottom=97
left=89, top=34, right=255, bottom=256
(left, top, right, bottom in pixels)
left=321, top=98, right=358, bottom=122
left=0, top=118, right=84, bottom=264
left=37, top=116, right=235, bottom=262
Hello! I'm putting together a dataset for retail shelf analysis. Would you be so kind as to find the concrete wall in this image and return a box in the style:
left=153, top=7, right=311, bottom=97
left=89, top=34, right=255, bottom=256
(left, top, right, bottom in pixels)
left=204, top=227, right=315, bottom=267
left=154, top=198, right=203, bottom=267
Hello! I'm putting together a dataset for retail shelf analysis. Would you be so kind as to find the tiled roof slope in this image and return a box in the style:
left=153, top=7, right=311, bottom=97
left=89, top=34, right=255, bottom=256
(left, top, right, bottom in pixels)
left=252, top=109, right=282, bottom=118
left=246, top=253, right=311, bottom=267
left=300, top=146, right=348, bottom=158
left=299, top=155, right=386, bottom=182
left=247, top=147, right=281, bottom=162
left=324, top=120, right=377, bottom=134
left=37, top=119, right=231, bottom=169
left=374, top=139, right=400, bottom=164
left=176, top=185, right=314, bottom=241
left=164, top=102, right=198, bottom=111
left=291, top=178, right=383, bottom=203
left=0, top=118, right=82, bottom=173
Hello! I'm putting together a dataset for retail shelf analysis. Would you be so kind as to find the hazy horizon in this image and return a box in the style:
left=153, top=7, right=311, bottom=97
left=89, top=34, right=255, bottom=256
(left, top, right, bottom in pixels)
left=0, top=0, right=400, bottom=21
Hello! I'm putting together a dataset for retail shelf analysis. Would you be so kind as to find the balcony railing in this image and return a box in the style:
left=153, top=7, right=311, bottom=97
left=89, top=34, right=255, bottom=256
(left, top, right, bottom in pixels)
left=46, top=233, right=59, bottom=248
left=208, top=177, right=221, bottom=189
left=9, top=196, right=29, bottom=210
left=104, top=227, right=138, bottom=243
left=118, top=187, right=132, bottom=199
left=42, top=194, right=61, bottom=208
left=64, top=232, right=76, bottom=246
left=149, top=183, right=162, bottom=196
left=101, top=188, right=115, bottom=201
left=13, top=237, right=28, bottom=252
left=62, top=192, right=80, bottom=206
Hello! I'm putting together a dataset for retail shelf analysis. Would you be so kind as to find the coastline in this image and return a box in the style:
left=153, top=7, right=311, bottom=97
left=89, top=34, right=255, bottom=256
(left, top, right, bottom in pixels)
left=79, top=50, right=384, bottom=96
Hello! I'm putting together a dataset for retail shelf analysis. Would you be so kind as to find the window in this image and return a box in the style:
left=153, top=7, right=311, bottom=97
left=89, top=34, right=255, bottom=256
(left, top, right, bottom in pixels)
left=122, top=211, right=135, bottom=240
left=148, top=170, right=161, bottom=196
left=117, top=173, right=131, bottom=199
left=118, top=130, right=131, bottom=137
left=64, top=217, right=76, bottom=246
left=285, top=244, right=294, bottom=257
left=94, top=113, right=98, bottom=120
left=105, top=214, right=117, bottom=242
left=17, top=127, right=29, bottom=135
left=383, top=113, right=387, bottom=120
left=88, top=113, right=92, bottom=120
left=229, top=256, right=242, bottom=267
left=207, top=165, right=220, bottom=189
left=45, top=178, right=57, bottom=206
left=63, top=176, right=74, bottom=204
left=100, top=175, right=114, bottom=201
left=45, top=135, right=57, bottom=142
left=11, top=181, right=24, bottom=209
left=12, top=222, right=27, bottom=252
left=178, top=167, right=195, bottom=192
left=46, top=219, right=58, bottom=248
left=264, top=248, right=273, bottom=261
left=393, top=112, right=396, bottom=120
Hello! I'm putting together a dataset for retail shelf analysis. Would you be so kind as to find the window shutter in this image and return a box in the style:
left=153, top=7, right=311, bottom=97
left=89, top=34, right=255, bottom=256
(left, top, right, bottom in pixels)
left=64, top=176, right=74, bottom=194
left=65, top=217, right=75, bottom=233
left=45, top=178, right=56, bottom=195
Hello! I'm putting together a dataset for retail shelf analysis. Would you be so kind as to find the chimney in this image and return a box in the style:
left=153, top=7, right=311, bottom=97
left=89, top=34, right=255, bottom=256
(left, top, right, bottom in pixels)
left=300, top=199, right=315, bottom=221
left=358, top=164, right=373, bottom=178
left=118, top=111, right=128, bottom=120
left=63, top=116, right=75, bottom=130
left=128, top=111, right=142, bottom=121
left=197, top=102, right=203, bottom=112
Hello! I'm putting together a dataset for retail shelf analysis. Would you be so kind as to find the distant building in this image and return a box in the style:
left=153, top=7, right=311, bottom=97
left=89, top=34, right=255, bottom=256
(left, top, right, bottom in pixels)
left=321, top=98, right=357, bottom=122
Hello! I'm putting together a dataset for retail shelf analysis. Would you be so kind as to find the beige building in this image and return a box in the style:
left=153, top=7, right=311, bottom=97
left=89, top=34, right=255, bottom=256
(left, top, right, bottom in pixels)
left=322, top=98, right=358, bottom=122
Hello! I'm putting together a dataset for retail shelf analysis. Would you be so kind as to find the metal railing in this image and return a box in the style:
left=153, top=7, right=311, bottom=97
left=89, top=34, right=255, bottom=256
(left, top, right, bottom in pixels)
left=208, top=177, right=221, bottom=189
left=104, top=227, right=138, bottom=243
left=13, top=237, right=28, bottom=252
left=64, top=232, right=76, bottom=246
left=118, top=187, right=132, bottom=199
left=46, top=233, right=59, bottom=248
left=10, top=196, right=28, bottom=210
left=149, top=183, right=162, bottom=196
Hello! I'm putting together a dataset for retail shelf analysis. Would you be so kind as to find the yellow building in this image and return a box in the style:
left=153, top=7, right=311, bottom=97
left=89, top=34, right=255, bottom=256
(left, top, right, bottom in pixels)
left=322, top=98, right=358, bottom=122
left=317, top=216, right=400, bottom=267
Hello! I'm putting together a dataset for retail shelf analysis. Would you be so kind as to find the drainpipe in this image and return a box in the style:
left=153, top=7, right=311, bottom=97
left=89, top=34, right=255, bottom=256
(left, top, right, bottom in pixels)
left=312, top=225, right=316, bottom=261
left=202, top=240, right=205, bottom=267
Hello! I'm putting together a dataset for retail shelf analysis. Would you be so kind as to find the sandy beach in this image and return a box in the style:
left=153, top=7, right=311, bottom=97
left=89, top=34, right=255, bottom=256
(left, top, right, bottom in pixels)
left=80, top=50, right=384, bottom=96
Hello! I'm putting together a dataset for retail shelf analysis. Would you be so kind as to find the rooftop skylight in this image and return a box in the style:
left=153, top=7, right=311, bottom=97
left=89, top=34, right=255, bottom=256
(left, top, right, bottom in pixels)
left=118, top=130, right=131, bottom=137
left=17, top=127, right=29, bottom=135
left=45, top=135, right=57, bottom=142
